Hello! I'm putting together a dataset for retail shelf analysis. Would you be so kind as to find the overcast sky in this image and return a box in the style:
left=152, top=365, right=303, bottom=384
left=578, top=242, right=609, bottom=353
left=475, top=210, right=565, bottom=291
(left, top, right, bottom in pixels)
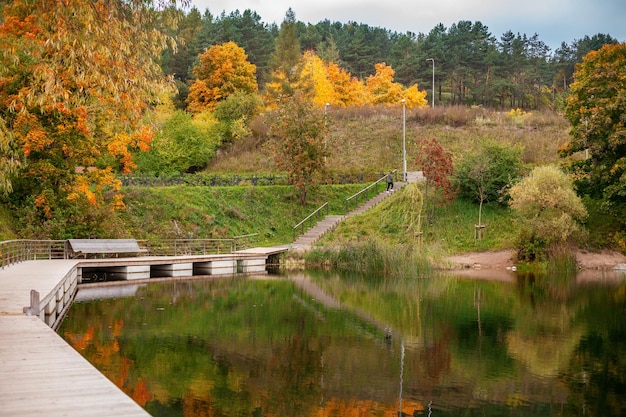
left=189, top=0, right=625, bottom=51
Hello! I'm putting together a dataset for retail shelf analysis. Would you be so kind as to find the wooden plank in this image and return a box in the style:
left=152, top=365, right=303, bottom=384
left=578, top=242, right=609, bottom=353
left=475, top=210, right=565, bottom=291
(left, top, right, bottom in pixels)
left=0, top=316, right=150, bottom=417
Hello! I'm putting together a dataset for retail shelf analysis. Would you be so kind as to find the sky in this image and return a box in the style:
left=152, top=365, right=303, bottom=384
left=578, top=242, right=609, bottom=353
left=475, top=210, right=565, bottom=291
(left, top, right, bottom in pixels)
left=189, top=0, right=626, bottom=51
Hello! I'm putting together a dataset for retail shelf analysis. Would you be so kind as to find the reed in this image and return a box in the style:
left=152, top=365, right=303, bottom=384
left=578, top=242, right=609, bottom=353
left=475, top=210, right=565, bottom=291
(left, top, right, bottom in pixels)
left=545, top=244, right=578, bottom=274
left=305, top=240, right=432, bottom=279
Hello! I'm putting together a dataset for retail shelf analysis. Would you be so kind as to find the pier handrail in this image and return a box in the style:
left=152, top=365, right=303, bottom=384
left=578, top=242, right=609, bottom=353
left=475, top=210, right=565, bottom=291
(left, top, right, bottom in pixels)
left=345, top=174, right=388, bottom=213
left=1, top=235, right=259, bottom=269
left=0, top=239, right=66, bottom=268
left=293, top=202, right=329, bottom=241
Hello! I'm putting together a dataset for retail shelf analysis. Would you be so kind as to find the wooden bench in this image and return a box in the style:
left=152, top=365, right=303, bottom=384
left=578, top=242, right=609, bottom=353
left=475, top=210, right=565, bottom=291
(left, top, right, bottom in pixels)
left=66, top=239, right=148, bottom=258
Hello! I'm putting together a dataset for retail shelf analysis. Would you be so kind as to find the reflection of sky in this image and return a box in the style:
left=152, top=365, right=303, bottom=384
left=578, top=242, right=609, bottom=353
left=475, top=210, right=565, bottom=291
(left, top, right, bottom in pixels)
left=190, top=0, right=626, bottom=51
left=74, top=284, right=141, bottom=301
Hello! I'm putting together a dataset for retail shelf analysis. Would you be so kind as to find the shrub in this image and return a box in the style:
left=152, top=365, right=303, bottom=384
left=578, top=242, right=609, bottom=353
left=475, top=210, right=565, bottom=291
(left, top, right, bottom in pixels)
left=135, top=110, right=221, bottom=174
left=509, top=165, right=588, bottom=261
left=455, top=139, right=524, bottom=213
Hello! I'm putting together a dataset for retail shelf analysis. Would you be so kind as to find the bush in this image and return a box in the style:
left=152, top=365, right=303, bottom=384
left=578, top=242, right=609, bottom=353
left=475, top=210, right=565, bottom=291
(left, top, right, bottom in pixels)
left=135, top=110, right=221, bottom=174
left=509, top=165, right=588, bottom=261
left=455, top=139, right=524, bottom=205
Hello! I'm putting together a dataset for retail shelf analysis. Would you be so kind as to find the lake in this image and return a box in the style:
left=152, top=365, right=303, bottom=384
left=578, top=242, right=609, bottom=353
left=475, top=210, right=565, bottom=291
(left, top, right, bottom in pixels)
left=58, top=268, right=626, bottom=416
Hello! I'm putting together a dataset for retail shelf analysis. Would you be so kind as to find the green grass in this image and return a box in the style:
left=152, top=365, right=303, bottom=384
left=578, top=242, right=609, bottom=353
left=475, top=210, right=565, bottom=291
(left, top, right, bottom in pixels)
left=319, top=186, right=519, bottom=257
left=120, top=184, right=364, bottom=245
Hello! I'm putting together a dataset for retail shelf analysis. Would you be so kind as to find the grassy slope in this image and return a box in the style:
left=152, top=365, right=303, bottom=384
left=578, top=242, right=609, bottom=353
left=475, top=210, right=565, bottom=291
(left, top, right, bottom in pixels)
left=5, top=106, right=614, bottom=254
left=120, top=184, right=364, bottom=246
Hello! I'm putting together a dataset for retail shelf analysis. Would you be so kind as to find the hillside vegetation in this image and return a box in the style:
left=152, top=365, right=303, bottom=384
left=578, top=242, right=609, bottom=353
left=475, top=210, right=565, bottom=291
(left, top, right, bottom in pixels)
left=2, top=106, right=618, bottom=256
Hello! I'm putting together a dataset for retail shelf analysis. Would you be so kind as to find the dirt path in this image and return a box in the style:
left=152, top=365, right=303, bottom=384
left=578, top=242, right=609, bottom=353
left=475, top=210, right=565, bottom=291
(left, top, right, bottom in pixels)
left=445, top=249, right=626, bottom=270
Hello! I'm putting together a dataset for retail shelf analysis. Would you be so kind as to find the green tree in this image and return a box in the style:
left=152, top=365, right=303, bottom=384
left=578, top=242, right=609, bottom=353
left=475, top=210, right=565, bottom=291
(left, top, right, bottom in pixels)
left=561, top=43, right=626, bottom=234
left=135, top=110, right=220, bottom=174
left=213, top=91, right=263, bottom=142
left=268, top=93, right=330, bottom=205
left=455, top=140, right=524, bottom=228
left=509, top=166, right=588, bottom=261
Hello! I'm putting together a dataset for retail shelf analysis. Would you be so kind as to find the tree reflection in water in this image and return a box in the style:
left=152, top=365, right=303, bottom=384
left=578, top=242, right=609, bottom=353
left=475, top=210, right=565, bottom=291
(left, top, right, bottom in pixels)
left=59, top=269, right=626, bottom=416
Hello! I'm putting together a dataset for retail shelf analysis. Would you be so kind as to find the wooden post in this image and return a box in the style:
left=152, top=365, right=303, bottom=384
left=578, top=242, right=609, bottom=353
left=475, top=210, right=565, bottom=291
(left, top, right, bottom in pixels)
left=23, top=289, right=40, bottom=316
left=474, top=224, right=486, bottom=240
left=415, top=231, right=423, bottom=248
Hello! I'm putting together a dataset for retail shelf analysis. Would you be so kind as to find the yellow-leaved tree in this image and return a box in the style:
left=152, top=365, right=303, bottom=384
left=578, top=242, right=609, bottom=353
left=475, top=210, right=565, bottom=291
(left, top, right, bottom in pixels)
left=364, top=63, right=427, bottom=107
left=295, top=51, right=366, bottom=108
left=187, top=41, right=258, bottom=113
left=0, top=0, right=182, bottom=237
left=295, top=51, right=335, bottom=108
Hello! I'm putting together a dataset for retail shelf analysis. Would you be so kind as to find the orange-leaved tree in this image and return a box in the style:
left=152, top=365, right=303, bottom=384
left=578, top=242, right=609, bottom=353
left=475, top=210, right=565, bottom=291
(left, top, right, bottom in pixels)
left=562, top=42, right=626, bottom=248
left=187, top=41, right=258, bottom=113
left=0, top=0, right=180, bottom=237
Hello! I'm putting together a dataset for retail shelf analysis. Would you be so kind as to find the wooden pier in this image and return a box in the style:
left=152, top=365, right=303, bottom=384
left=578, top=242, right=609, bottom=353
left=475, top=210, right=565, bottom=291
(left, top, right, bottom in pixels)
left=0, top=247, right=287, bottom=417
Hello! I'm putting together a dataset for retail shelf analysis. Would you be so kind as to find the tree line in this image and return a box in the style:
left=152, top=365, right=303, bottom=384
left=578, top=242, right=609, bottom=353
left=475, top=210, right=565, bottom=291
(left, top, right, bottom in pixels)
left=1, top=1, right=623, bottom=243
left=162, top=6, right=619, bottom=111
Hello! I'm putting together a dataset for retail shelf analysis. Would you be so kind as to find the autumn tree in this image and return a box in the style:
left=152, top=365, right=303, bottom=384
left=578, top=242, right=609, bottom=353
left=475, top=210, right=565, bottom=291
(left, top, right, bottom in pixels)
left=364, top=63, right=427, bottom=107
left=509, top=166, right=588, bottom=261
left=294, top=51, right=364, bottom=108
left=268, top=93, right=330, bottom=205
left=187, top=41, right=258, bottom=112
left=0, top=0, right=180, bottom=237
left=561, top=43, right=626, bottom=237
left=414, top=137, right=455, bottom=223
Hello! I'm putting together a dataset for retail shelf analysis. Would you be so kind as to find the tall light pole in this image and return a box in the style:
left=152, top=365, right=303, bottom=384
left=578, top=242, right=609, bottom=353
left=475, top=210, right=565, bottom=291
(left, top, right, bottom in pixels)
left=401, top=99, right=406, bottom=182
left=426, top=58, right=434, bottom=108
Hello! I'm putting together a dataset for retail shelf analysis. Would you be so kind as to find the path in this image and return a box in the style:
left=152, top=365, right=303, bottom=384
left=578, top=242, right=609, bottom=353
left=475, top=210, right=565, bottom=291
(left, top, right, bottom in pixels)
left=0, top=260, right=151, bottom=417
left=292, top=171, right=423, bottom=250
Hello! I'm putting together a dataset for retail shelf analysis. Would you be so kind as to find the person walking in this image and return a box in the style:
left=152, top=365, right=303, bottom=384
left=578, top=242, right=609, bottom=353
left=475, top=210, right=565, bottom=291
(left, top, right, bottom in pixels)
left=386, top=171, right=394, bottom=192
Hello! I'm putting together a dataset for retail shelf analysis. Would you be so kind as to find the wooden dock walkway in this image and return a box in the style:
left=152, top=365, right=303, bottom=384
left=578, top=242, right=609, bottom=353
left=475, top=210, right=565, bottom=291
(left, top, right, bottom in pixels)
left=0, top=259, right=151, bottom=417
left=0, top=248, right=288, bottom=417
left=0, top=315, right=150, bottom=417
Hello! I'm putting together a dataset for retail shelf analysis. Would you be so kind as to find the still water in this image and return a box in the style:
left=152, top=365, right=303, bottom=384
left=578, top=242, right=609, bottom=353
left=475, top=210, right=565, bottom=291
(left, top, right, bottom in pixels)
left=59, top=269, right=626, bottom=416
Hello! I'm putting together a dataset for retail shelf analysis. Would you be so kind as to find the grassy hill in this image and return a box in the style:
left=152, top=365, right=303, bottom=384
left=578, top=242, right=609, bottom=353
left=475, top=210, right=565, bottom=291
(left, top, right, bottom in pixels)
left=6, top=105, right=609, bottom=257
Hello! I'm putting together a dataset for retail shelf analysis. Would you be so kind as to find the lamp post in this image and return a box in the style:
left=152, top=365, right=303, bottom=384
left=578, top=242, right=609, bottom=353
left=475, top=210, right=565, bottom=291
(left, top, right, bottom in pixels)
left=401, top=99, right=406, bottom=182
left=426, top=58, right=434, bottom=108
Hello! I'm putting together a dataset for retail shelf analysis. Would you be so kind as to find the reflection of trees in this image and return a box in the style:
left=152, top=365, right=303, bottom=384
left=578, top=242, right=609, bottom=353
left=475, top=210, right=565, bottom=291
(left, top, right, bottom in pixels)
left=510, top=272, right=586, bottom=378
left=63, top=319, right=153, bottom=407
left=59, top=273, right=626, bottom=416
left=561, top=281, right=626, bottom=417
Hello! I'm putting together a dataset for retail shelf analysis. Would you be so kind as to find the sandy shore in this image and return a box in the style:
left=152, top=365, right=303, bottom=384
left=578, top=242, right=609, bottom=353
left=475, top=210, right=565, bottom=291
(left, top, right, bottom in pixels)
left=445, top=249, right=626, bottom=271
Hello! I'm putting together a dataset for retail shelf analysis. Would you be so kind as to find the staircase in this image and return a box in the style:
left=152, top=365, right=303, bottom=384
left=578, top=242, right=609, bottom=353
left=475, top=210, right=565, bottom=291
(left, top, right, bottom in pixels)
left=291, top=171, right=423, bottom=250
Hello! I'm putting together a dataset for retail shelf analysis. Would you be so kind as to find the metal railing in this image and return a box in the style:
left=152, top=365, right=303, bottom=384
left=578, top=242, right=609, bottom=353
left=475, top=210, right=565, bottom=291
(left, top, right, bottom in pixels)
left=142, top=234, right=258, bottom=256
left=293, top=202, right=329, bottom=241
left=0, top=240, right=66, bottom=268
left=345, top=174, right=388, bottom=213
left=0, top=235, right=258, bottom=269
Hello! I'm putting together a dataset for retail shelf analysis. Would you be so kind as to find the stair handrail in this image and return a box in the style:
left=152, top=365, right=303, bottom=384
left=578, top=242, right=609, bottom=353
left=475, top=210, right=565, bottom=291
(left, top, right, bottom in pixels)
left=345, top=174, right=388, bottom=213
left=293, top=202, right=329, bottom=241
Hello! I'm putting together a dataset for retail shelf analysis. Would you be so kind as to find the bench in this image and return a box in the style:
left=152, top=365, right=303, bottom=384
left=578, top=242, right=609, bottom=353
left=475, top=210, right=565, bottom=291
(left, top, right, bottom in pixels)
left=66, top=239, right=148, bottom=258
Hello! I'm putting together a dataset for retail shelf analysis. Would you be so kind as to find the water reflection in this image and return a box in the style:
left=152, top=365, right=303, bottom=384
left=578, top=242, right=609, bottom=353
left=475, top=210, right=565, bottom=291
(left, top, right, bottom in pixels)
left=59, top=269, right=626, bottom=416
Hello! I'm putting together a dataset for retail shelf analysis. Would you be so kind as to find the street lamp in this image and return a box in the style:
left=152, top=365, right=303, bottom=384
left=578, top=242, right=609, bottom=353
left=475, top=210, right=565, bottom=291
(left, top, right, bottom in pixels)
left=401, top=99, right=406, bottom=182
left=426, top=58, right=434, bottom=108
